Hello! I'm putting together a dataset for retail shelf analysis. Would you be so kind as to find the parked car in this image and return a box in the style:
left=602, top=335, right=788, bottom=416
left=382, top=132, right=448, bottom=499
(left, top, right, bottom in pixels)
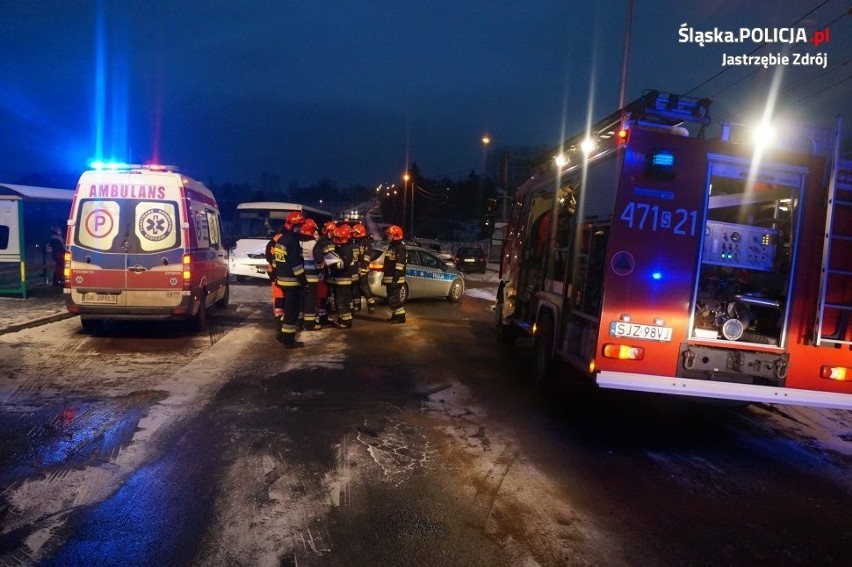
left=409, top=238, right=455, bottom=266
left=454, top=246, right=487, bottom=274
left=368, top=245, right=464, bottom=303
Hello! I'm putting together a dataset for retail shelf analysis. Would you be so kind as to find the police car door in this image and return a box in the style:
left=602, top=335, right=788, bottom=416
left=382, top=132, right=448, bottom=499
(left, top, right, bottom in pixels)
left=412, top=249, right=448, bottom=298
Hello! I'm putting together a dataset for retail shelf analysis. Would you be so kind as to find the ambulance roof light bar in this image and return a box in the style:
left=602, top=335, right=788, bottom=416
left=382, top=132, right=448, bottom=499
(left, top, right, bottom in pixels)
left=88, top=161, right=179, bottom=173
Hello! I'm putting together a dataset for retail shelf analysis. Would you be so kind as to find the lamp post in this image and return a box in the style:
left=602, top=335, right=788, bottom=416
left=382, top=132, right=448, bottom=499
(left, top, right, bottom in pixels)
left=402, top=172, right=410, bottom=233
left=480, top=134, right=491, bottom=212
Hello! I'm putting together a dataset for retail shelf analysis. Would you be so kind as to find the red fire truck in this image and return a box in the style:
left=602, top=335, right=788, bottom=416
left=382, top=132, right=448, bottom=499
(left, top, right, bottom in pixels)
left=496, top=90, right=851, bottom=409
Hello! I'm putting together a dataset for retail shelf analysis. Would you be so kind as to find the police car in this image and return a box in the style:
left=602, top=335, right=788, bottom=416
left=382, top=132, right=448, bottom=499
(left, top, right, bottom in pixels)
left=368, top=245, right=464, bottom=303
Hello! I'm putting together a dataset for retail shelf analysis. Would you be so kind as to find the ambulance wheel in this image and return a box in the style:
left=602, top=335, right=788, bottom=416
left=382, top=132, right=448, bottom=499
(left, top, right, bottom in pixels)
left=534, top=311, right=556, bottom=384
left=447, top=279, right=464, bottom=302
left=80, top=318, right=102, bottom=334
left=189, top=296, right=208, bottom=332
left=215, top=283, right=230, bottom=309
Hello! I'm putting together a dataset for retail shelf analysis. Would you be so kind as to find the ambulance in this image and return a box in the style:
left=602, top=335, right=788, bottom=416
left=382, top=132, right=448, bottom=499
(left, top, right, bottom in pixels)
left=64, top=164, right=230, bottom=333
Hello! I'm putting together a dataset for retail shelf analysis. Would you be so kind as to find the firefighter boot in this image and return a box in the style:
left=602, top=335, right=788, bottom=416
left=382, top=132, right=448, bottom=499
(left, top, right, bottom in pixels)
left=336, top=319, right=352, bottom=329
left=277, top=332, right=304, bottom=349
left=389, top=313, right=406, bottom=324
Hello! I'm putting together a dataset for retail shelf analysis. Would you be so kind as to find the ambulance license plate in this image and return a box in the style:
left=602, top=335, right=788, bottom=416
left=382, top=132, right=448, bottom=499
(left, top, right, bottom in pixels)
left=610, top=321, right=673, bottom=342
left=82, top=292, right=119, bottom=304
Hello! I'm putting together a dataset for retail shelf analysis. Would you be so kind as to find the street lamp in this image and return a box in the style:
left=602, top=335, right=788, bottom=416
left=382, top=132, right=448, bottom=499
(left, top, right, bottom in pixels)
left=480, top=134, right=491, bottom=212
left=402, top=172, right=410, bottom=232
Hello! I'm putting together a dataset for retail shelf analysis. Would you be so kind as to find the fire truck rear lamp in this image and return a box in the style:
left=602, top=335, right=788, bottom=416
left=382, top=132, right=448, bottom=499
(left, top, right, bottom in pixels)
left=820, top=366, right=848, bottom=381
left=602, top=343, right=645, bottom=360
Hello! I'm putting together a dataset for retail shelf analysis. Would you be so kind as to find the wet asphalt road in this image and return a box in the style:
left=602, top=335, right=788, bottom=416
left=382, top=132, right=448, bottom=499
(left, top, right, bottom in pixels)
left=1, top=278, right=851, bottom=565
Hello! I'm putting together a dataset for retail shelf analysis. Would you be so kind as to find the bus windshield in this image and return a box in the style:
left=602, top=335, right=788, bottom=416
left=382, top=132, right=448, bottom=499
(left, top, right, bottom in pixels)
left=233, top=203, right=334, bottom=239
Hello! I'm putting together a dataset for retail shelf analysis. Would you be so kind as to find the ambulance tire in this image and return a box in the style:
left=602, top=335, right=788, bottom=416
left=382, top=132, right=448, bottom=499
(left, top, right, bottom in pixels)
left=534, top=311, right=556, bottom=385
left=215, top=283, right=230, bottom=309
left=188, top=294, right=208, bottom=333
left=80, top=318, right=103, bottom=335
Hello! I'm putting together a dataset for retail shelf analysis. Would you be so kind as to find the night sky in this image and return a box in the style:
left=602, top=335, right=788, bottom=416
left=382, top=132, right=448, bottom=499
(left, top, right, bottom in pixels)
left=1, top=1, right=849, bottom=189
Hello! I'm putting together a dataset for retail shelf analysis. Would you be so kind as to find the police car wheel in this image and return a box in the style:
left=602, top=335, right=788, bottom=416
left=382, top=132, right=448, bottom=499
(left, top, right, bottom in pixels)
left=399, top=283, right=409, bottom=303
left=447, top=279, right=463, bottom=302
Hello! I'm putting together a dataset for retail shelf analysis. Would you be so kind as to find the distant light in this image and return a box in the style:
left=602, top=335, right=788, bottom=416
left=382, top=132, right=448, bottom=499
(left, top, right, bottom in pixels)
left=554, top=154, right=568, bottom=167
left=482, top=135, right=491, bottom=145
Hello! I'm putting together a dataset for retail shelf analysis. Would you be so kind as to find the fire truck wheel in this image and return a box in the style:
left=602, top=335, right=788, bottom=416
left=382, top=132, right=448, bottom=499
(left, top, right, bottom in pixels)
left=495, top=302, right=517, bottom=344
left=534, top=311, right=556, bottom=383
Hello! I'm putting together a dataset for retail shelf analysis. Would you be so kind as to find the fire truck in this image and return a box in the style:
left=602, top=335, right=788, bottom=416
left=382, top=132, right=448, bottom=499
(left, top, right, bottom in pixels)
left=496, top=90, right=851, bottom=410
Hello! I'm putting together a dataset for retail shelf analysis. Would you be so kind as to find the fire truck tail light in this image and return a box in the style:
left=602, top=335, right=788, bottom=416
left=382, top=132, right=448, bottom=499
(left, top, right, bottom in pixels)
left=602, top=343, right=645, bottom=360
left=617, top=128, right=629, bottom=143
left=820, top=366, right=848, bottom=381
left=182, top=254, right=192, bottom=280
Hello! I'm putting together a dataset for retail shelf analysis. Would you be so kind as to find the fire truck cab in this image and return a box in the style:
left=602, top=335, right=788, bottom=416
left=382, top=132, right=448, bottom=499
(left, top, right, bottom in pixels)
left=497, top=90, right=851, bottom=409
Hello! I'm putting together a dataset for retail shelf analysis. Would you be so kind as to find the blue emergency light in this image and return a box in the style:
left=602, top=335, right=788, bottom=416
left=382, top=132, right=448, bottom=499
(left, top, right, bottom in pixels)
left=645, top=149, right=677, bottom=181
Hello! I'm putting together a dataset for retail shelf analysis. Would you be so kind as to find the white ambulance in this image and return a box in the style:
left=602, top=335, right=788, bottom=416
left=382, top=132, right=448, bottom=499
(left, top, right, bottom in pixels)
left=64, top=164, right=230, bottom=333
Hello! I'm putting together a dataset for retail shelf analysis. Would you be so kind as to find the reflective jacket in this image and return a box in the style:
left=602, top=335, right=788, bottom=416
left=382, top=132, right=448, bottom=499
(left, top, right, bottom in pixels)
left=382, top=241, right=407, bottom=285
left=273, top=231, right=307, bottom=288
left=265, top=231, right=283, bottom=279
left=299, top=235, right=320, bottom=283
left=355, top=237, right=373, bottom=278
left=328, top=242, right=354, bottom=285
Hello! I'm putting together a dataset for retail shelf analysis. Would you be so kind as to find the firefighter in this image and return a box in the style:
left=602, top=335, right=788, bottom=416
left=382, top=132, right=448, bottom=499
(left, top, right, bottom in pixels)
left=382, top=225, right=407, bottom=324
left=314, top=220, right=337, bottom=327
left=351, top=223, right=376, bottom=313
left=327, top=223, right=355, bottom=328
left=299, top=218, right=321, bottom=330
left=264, top=224, right=286, bottom=318
left=273, top=211, right=308, bottom=348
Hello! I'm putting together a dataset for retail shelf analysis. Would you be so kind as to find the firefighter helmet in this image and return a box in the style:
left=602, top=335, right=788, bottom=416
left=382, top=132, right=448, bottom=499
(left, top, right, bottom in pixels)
left=352, top=223, right=367, bottom=239
left=333, top=223, right=352, bottom=244
left=322, top=220, right=338, bottom=236
left=301, top=218, right=318, bottom=237
left=284, top=211, right=305, bottom=231
left=385, top=225, right=404, bottom=241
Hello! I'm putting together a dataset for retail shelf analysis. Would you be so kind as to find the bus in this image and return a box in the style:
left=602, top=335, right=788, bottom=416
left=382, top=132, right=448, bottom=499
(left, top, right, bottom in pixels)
left=229, top=202, right=334, bottom=281
left=496, top=90, right=851, bottom=410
